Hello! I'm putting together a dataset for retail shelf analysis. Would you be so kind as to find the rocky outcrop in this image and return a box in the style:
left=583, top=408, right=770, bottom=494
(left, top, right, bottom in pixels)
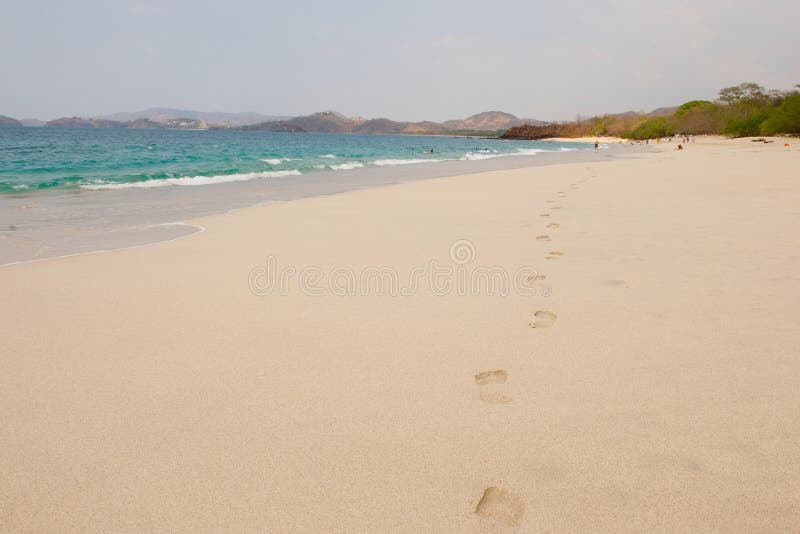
left=0, top=115, right=23, bottom=127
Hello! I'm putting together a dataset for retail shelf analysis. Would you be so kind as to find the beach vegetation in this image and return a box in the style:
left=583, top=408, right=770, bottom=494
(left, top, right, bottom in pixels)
left=760, top=94, right=800, bottom=135
left=624, top=117, right=674, bottom=140
left=502, top=82, right=800, bottom=140
left=673, top=100, right=721, bottom=134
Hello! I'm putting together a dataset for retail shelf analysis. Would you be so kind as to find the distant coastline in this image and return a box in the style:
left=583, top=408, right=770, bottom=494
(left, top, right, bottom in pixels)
left=0, top=109, right=544, bottom=137
left=4, top=82, right=798, bottom=138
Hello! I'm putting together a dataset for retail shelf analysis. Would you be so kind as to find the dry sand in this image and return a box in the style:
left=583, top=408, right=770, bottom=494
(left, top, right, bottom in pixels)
left=544, top=136, right=624, bottom=144
left=1, top=137, right=799, bottom=532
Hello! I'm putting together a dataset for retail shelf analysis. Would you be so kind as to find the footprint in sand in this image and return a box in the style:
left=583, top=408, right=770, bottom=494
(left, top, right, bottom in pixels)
left=475, top=486, right=525, bottom=527
left=535, top=235, right=550, bottom=241
left=475, top=369, right=511, bottom=404
left=475, top=369, right=508, bottom=385
left=546, top=223, right=560, bottom=229
left=545, top=251, right=564, bottom=260
left=529, top=310, right=557, bottom=328
left=551, top=206, right=561, bottom=210
left=526, top=273, right=546, bottom=282
left=540, top=213, right=550, bottom=217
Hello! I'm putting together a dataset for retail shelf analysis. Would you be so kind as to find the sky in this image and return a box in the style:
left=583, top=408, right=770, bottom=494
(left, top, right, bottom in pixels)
left=1, top=0, right=799, bottom=122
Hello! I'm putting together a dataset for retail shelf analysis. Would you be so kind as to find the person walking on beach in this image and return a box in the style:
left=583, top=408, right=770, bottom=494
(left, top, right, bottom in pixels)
left=594, top=140, right=599, bottom=152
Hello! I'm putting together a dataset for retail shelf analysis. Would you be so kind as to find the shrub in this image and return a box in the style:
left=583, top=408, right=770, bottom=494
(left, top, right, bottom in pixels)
left=721, top=111, right=769, bottom=137
left=675, top=100, right=714, bottom=117
left=760, top=94, right=800, bottom=135
left=674, top=101, right=722, bottom=134
left=625, top=117, right=674, bottom=139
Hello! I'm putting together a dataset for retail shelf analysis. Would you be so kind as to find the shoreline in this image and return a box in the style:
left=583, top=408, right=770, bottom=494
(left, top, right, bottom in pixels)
left=0, top=142, right=643, bottom=266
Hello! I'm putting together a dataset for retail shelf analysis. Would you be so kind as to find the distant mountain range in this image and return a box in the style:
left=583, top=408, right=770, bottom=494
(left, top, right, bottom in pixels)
left=2, top=107, right=679, bottom=136
left=0, top=115, right=23, bottom=127
left=442, top=111, right=540, bottom=131
left=96, top=108, right=290, bottom=127
left=0, top=108, right=549, bottom=135
left=242, top=110, right=546, bottom=135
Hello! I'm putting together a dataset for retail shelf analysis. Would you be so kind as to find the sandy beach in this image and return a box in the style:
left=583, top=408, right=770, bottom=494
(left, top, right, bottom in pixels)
left=1, top=137, right=799, bottom=531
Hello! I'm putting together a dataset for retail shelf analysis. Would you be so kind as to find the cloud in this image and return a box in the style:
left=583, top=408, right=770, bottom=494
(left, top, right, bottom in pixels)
left=130, top=4, right=167, bottom=14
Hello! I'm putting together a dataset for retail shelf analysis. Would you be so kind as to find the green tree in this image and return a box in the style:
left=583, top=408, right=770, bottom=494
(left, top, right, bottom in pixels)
left=625, top=117, right=674, bottom=140
left=673, top=100, right=722, bottom=134
left=718, top=83, right=766, bottom=103
left=590, top=117, right=608, bottom=136
left=675, top=100, right=714, bottom=117
left=760, top=94, right=800, bottom=135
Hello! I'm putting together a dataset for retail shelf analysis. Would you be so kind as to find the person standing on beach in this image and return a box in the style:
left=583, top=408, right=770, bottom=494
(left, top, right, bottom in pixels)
left=594, top=140, right=599, bottom=152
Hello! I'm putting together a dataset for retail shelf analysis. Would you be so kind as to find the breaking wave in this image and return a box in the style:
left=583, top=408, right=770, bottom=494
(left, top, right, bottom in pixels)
left=371, top=158, right=447, bottom=166
left=81, top=170, right=302, bottom=190
left=261, top=157, right=296, bottom=165
left=329, top=162, right=365, bottom=171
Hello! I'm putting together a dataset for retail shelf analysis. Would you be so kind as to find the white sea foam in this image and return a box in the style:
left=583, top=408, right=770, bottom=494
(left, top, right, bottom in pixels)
left=261, top=157, right=295, bottom=165
left=514, top=148, right=549, bottom=156
left=329, top=162, right=365, bottom=171
left=319, top=154, right=337, bottom=159
left=372, top=158, right=446, bottom=166
left=460, top=148, right=547, bottom=160
left=81, top=170, right=302, bottom=190
left=461, top=152, right=504, bottom=161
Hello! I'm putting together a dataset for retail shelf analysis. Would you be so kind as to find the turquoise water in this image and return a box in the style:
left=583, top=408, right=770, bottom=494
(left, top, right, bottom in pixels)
left=0, top=128, right=590, bottom=193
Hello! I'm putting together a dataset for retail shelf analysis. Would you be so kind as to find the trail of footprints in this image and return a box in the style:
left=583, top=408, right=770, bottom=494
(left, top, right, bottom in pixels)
left=471, top=169, right=596, bottom=528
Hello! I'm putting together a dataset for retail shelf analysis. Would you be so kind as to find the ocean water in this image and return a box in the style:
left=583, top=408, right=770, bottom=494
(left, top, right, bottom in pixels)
left=0, top=128, right=589, bottom=193
left=0, top=128, right=627, bottom=265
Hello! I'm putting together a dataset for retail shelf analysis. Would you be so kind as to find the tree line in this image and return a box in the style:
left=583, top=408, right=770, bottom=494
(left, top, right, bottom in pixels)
left=502, top=83, right=800, bottom=140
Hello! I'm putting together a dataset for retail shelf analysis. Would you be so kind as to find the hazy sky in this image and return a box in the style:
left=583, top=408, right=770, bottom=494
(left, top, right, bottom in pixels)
left=2, top=0, right=798, bottom=121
